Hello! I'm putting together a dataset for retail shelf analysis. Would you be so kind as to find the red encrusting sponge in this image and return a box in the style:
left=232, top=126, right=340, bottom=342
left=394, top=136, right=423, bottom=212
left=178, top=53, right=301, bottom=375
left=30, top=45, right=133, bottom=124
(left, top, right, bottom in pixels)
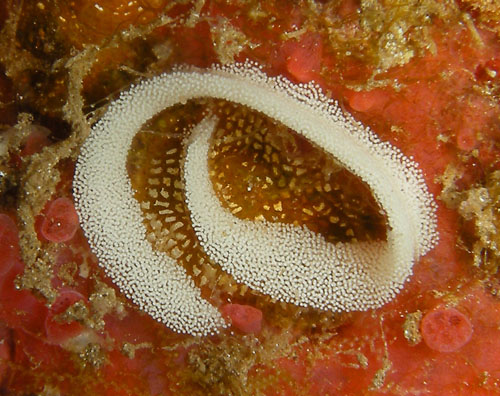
left=421, top=307, right=473, bottom=353
left=221, top=303, right=263, bottom=334
left=40, top=197, right=79, bottom=243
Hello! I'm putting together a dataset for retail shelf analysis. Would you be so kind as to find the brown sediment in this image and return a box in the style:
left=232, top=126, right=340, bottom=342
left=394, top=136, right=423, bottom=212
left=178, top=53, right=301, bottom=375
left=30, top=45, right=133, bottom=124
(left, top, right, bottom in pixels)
left=402, top=310, right=423, bottom=346
left=458, top=170, right=500, bottom=272
left=437, top=163, right=500, bottom=274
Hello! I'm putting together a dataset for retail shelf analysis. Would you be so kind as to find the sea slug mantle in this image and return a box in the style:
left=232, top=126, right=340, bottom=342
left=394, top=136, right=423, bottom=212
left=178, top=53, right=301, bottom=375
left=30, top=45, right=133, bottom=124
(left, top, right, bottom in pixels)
left=73, top=62, right=439, bottom=336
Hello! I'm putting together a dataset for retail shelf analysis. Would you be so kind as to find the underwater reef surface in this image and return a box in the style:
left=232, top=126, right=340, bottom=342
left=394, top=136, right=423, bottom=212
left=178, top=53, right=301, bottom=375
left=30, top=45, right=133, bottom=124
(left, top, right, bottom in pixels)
left=0, top=0, right=500, bottom=395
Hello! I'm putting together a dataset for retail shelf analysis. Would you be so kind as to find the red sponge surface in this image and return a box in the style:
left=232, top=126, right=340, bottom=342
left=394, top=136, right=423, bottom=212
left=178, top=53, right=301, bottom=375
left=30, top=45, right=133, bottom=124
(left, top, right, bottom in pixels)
left=40, top=197, right=79, bottom=243
left=221, top=303, right=263, bottom=334
left=0, top=214, right=21, bottom=276
left=421, top=307, right=473, bottom=353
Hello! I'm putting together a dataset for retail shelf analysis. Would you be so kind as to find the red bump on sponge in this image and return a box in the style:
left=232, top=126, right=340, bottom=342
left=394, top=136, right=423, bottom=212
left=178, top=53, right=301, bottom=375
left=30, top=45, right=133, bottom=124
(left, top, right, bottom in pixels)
left=45, top=289, right=86, bottom=344
left=20, top=125, right=51, bottom=157
left=40, top=197, right=79, bottom=243
left=285, top=34, right=323, bottom=83
left=221, top=303, right=263, bottom=334
left=421, top=307, right=473, bottom=353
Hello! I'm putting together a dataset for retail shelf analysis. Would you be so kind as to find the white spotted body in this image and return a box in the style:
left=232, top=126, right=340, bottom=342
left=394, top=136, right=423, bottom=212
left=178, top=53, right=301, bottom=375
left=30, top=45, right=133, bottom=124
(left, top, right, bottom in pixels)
left=73, top=62, right=438, bottom=336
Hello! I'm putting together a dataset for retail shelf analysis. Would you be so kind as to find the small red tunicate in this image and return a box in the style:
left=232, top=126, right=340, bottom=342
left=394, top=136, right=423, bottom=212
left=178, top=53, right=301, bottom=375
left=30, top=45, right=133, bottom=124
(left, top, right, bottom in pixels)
left=20, top=125, right=51, bottom=157
left=45, top=289, right=86, bottom=344
left=221, top=303, right=263, bottom=334
left=348, top=90, right=378, bottom=112
left=40, top=197, right=79, bottom=243
left=338, top=0, right=359, bottom=17
left=475, top=59, right=500, bottom=83
left=421, top=307, right=473, bottom=353
left=50, top=289, right=85, bottom=315
left=0, top=213, right=21, bottom=275
left=456, top=127, right=477, bottom=151
left=348, top=89, right=387, bottom=112
left=285, top=34, right=323, bottom=83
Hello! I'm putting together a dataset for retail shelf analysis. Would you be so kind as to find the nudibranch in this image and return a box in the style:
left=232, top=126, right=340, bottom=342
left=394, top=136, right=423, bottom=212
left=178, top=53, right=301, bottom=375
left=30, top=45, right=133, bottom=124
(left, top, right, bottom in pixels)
left=73, top=62, right=438, bottom=336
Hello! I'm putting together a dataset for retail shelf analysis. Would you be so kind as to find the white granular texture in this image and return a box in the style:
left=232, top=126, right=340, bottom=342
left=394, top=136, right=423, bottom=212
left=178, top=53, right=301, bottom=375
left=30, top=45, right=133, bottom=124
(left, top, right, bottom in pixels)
left=73, top=61, right=438, bottom=336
